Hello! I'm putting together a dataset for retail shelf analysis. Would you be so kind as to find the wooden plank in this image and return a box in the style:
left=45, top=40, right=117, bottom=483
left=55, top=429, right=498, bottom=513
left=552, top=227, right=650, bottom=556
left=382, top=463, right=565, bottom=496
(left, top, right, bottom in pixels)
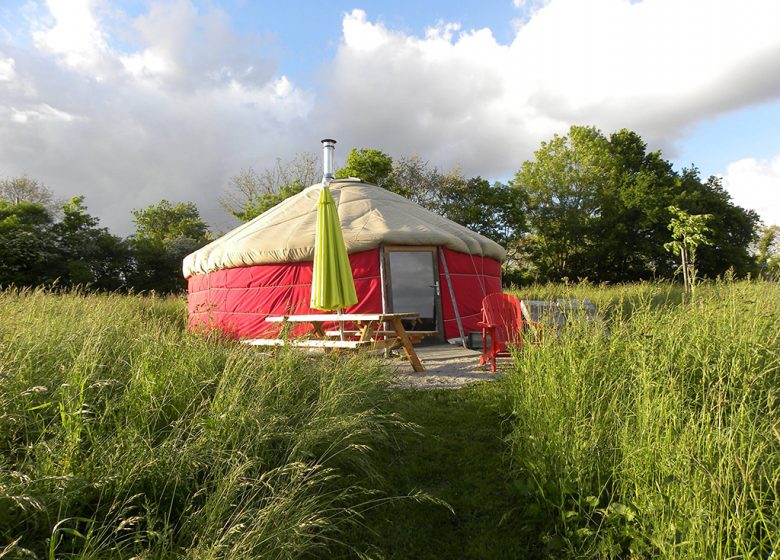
left=324, top=330, right=438, bottom=338
left=242, top=338, right=372, bottom=349
left=358, top=321, right=376, bottom=341
left=265, top=313, right=419, bottom=323
left=310, top=321, right=326, bottom=337
left=293, top=340, right=372, bottom=349
left=390, top=317, right=424, bottom=372
left=369, top=339, right=400, bottom=351
left=242, top=339, right=285, bottom=346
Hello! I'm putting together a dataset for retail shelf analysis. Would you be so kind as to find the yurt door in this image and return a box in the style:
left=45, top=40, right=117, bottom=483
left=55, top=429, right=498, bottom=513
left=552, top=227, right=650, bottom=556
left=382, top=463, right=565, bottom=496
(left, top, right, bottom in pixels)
left=383, top=246, right=443, bottom=338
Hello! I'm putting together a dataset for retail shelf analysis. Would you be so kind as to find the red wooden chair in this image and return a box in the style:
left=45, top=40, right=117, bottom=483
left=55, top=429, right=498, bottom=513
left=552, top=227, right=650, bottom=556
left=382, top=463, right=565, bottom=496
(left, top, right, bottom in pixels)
left=477, top=293, right=540, bottom=372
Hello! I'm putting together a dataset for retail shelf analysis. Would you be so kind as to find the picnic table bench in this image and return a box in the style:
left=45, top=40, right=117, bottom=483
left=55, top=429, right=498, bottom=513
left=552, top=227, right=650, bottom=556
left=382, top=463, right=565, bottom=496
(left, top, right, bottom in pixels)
left=242, top=312, right=435, bottom=372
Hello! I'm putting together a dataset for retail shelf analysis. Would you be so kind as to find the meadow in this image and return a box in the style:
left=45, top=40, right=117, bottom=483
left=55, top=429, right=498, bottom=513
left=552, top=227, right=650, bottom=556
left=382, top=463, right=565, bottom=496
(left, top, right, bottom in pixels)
left=506, top=280, right=780, bottom=558
left=1, top=281, right=778, bottom=558
left=0, top=290, right=407, bottom=558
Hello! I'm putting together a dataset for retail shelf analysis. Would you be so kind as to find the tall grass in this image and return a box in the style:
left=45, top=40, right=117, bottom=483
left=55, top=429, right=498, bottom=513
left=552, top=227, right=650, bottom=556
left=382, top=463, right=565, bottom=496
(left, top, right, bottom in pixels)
left=0, top=289, right=399, bottom=558
left=506, top=280, right=780, bottom=558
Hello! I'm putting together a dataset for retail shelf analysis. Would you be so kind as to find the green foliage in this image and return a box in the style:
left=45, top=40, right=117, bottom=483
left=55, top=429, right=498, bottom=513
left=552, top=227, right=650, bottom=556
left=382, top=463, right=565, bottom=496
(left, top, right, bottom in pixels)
left=131, top=200, right=209, bottom=245
left=0, top=197, right=129, bottom=290
left=128, top=200, right=210, bottom=293
left=756, top=224, right=780, bottom=277
left=434, top=176, right=524, bottom=247
left=52, top=196, right=130, bottom=290
left=335, top=150, right=526, bottom=252
left=0, top=200, right=57, bottom=287
left=0, top=190, right=209, bottom=293
left=0, top=289, right=399, bottom=558
left=387, top=154, right=452, bottom=208
left=676, top=172, right=759, bottom=277
left=335, top=147, right=395, bottom=188
left=664, top=205, right=712, bottom=295
left=232, top=180, right=307, bottom=222
left=512, top=126, right=612, bottom=281
left=505, top=281, right=780, bottom=559
left=512, top=126, right=760, bottom=283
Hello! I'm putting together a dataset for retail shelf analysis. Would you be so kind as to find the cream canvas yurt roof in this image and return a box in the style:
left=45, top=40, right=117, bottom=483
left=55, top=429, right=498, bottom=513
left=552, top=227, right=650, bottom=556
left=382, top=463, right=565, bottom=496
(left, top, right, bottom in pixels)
left=183, top=178, right=506, bottom=277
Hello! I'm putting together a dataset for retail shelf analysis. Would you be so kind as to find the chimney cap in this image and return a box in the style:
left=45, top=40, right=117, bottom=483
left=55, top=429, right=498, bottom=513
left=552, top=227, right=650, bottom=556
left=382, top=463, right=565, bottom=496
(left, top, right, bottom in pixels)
left=321, top=138, right=337, bottom=144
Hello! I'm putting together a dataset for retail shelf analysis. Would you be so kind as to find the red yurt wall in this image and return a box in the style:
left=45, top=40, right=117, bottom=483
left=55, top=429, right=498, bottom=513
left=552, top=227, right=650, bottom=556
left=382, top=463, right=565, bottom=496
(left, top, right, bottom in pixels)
left=437, top=247, right=502, bottom=340
left=187, top=246, right=502, bottom=340
left=187, top=249, right=382, bottom=338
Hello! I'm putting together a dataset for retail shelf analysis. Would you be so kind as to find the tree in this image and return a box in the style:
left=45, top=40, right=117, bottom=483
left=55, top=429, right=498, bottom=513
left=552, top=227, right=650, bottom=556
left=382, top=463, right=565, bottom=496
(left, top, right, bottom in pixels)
left=388, top=155, right=447, bottom=208
left=0, top=189, right=133, bottom=290
left=511, top=126, right=612, bottom=281
left=664, top=206, right=712, bottom=296
left=675, top=171, right=759, bottom=277
left=435, top=177, right=524, bottom=247
left=512, top=126, right=760, bottom=283
left=591, top=129, right=679, bottom=280
left=0, top=175, right=56, bottom=210
left=335, top=148, right=395, bottom=189
left=52, top=196, right=130, bottom=290
left=132, top=200, right=209, bottom=244
left=756, top=225, right=780, bottom=278
left=336, top=150, right=527, bottom=248
left=220, top=153, right=319, bottom=222
left=0, top=200, right=57, bottom=287
left=222, top=149, right=476, bottom=225
left=128, top=200, right=210, bottom=293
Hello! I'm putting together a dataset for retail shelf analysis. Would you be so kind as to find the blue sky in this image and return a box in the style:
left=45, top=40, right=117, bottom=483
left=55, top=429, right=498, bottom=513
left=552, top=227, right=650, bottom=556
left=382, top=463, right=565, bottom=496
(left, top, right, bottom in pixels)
left=1, top=0, right=779, bottom=234
left=672, top=100, right=780, bottom=173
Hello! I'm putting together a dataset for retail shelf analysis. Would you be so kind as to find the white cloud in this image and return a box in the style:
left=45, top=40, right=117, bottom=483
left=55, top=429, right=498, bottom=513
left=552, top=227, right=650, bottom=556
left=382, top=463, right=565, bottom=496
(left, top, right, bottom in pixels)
left=722, top=155, right=780, bottom=226
left=0, top=0, right=312, bottom=235
left=123, top=0, right=277, bottom=91
left=2, top=0, right=780, bottom=235
left=425, top=21, right=461, bottom=42
left=321, top=1, right=780, bottom=176
left=32, top=0, right=112, bottom=72
left=0, top=53, right=16, bottom=81
left=0, top=49, right=37, bottom=96
left=120, top=49, right=170, bottom=79
left=9, top=103, right=75, bottom=123
left=321, top=9, right=540, bottom=174
left=512, top=0, right=780, bottom=130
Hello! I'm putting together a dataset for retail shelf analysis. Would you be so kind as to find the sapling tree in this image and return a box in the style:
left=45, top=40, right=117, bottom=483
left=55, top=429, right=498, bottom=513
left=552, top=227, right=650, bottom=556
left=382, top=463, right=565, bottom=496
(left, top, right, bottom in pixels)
left=664, top=206, right=712, bottom=297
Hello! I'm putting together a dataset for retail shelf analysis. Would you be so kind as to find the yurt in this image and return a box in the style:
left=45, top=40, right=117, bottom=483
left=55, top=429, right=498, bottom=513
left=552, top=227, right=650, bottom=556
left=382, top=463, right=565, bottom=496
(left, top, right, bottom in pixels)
left=183, top=145, right=506, bottom=342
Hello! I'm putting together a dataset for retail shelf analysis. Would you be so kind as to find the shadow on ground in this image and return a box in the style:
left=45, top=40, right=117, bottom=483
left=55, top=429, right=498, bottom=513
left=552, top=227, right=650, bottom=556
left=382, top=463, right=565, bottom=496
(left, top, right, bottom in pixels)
left=351, top=381, right=543, bottom=559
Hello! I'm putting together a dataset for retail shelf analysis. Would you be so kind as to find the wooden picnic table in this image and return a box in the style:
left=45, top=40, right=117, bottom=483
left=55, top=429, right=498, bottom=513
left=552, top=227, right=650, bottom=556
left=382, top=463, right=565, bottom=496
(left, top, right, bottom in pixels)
left=244, top=312, right=434, bottom=372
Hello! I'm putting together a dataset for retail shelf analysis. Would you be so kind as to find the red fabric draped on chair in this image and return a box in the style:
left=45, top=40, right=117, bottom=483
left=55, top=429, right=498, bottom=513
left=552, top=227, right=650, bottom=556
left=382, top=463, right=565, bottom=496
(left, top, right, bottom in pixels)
left=477, top=293, right=540, bottom=372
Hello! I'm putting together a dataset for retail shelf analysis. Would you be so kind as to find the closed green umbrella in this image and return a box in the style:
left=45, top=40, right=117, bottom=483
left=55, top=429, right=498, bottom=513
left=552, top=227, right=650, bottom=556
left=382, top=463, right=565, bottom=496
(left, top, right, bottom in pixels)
left=310, top=184, right=358, bottom=312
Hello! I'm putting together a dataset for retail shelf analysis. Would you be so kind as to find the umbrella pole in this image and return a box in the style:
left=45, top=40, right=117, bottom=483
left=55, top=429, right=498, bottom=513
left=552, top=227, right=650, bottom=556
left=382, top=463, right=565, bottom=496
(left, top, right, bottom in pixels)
left=338, top=308, right=345, bottom=341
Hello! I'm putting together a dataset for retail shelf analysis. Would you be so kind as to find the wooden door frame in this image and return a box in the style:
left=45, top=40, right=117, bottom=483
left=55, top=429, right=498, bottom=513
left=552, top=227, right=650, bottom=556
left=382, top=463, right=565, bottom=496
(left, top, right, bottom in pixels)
left=380, top=245, right=444, bottom=339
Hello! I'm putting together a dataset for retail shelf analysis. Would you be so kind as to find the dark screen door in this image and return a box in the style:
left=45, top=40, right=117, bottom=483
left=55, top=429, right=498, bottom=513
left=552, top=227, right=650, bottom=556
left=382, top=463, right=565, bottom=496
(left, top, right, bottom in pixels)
left=387, top=249, right=440, bottom=333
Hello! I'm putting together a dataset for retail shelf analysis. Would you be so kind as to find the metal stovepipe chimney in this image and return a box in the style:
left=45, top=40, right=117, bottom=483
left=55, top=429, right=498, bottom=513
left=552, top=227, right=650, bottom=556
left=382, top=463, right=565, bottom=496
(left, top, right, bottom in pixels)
left=321, top=138, right=336, bottom=184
